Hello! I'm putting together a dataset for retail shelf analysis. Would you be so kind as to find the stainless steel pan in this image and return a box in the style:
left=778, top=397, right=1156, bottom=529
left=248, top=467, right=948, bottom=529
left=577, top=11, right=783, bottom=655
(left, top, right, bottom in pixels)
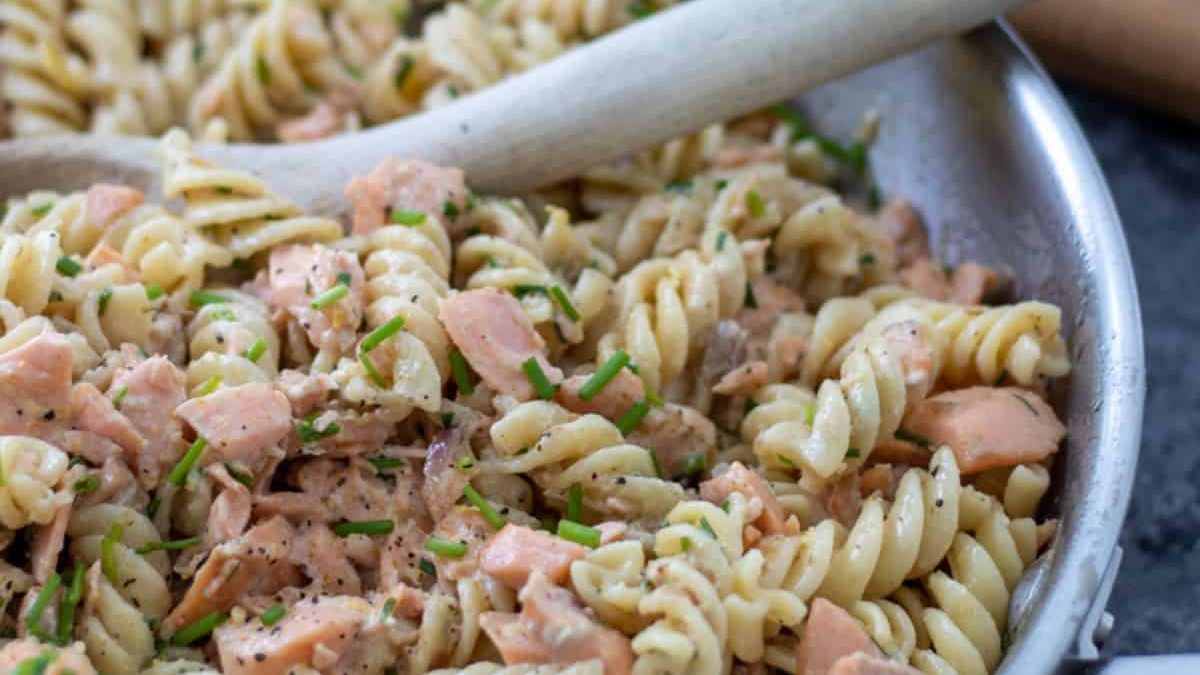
left=796, top=21, right=1146, bottom=674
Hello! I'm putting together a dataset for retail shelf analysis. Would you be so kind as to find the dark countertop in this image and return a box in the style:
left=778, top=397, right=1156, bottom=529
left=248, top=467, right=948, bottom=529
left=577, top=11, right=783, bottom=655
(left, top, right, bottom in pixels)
left=1061, top=83, right=1200, bottom=656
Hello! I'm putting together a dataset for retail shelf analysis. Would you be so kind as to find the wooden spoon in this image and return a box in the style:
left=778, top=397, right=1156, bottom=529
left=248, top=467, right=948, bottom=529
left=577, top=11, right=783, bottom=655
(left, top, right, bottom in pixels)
left=0, top=0, right=1025, bottom=214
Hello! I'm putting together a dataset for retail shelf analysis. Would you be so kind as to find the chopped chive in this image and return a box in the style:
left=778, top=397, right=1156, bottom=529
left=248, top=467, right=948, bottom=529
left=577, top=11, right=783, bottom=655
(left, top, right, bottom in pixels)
left=96, top=288, right=113, bottom=315
left=746, top=190, right=766, bottom=218
left=47, top=290, right=63, bottom=302
left=744, top=283, right=758, bottom=309
left=455, top=456, right=475, bottom=472
left=171, top=610, right=227, bottom=646
left=56, top=257, right=82, bottom=277
left=626, top=362, right=640, bottom=374
left=513, top=283, right=547, bottom=298
left=393, top=55, right=414, bottom=90
left=31, top=202, right=53, bottom=216
left=446, top=84, right=459, bottom=99
left=627, top=0, right=655, bottom=19
left=715, top=179, right=729, bottom=191
left=243, top=337, right=267, bottom=363
left=208, top=307, right=237, bottom=322
left=859, top=253, right=876, bottom=266
left=368, top=456, right=405, bottom=472
left=716, top=230, right=729, bottom=252
left=449, top=349, right=474, bottom=395
left=72, top=474, right=99, bottom=496
left=647, top=448, right=664, bottom=478
left=359, top=351, right=387, bottom=387
left=521, top=357, right=558, bottom=400
left=336, top=272, right=352, bottom=287
left=226, top=465, right=254, bottom=487
left=549, top=285, right=580, bottom=322
left=567, top=483, right=583, bottom=523
left=25, top=572, right=61, bottom=642
left=644, top=387, right=665, bottom=407
left=57, top=563, right=84, bottom=644
left=722, top=499, right=730, bottom=513
left=13, top=650, right=58, bottom=675
left=683, top=454, right=706, bottom=479
left=390, top=208, right=425, bottom=225
left=168, top=438, right=207, bottom=486
left=616, top=400, right=650, bottom=435
left=147, top=496, right=161, bottom=519
left=260, top=603, right=286, bottom=627
left=557, top=520, right=601, bottom=548
left=777, top=453, right=795, bottom=467
left=665, top=180, right=693, bottom=193
left=743, top=399, right=758, bottom=414
left=192, top=41, right=205, bottom=63
left=425, top=536, right=468, bottom=558
left=144, top=283, right=164, bottom=300
left=255, top=56, right=270, bottom=84
left=442, top=411, right=455, bottom=427
left=418, top=558, right=436, bottom=576
left=699, top=517, right=717, bottom=539
left=189, top=290, right=228, bottom=307
left=804, top=404, right=815, bottom=426
left=309, top=283, right=348, bottom=310
left=136, top=536, right=202, bottom=554
left=579, top=350, right=629, bottom=401
left=361, top=316, right=406, bottom=352
left=111, top=385, right=128, bottom=410
left=846, top=447, right=862, bottom=458
left=197, top=376, right=222, bottom=396
left=381, top=598, right=397, bottom=619
left=463, top=485, right=504, bottom=530
left=443, top=201, right=460, bottom=221
left=214, top=186, right=233, bottom=195
left=539, top=518, right=557, bottom=532
left=344, top=63, right=363, bottom=79
left=895, top=429, right=931, bottom=448
left=332, top=520, right=394, bottom=537
left=100, top=523, right=123, bottom=583
left=680, top=536, right=693, bottom=552
left=868, top=185, right=883, bottom=211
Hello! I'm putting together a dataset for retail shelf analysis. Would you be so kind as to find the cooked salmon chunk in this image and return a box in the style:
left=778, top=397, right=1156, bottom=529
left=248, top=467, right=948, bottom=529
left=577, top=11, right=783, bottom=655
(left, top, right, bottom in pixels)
left=345, top=157, right=468, bottom=234
left=215, top=595, right=369, bottom=674
left=796, top=598, right=881, bottom=675
left=439, top=288, right=563, bottom=400
left=700, top=462, right=788, bottom=535
left=901, top=386, right=1065, bottom=473
left=175, top=382, right=292, bottom=466
left=478, top=524, right=587, bottom=590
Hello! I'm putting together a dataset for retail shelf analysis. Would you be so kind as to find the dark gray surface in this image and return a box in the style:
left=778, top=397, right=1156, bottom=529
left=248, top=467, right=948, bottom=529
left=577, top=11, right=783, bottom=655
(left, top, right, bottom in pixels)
left=1062, top=83, right=1200, bottom=656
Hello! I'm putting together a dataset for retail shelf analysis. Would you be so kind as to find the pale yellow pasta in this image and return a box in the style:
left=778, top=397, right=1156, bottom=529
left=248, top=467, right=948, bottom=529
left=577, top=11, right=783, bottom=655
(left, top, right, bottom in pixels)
left=160, top=128, right=342, bottom=257
left=0, top=436, right=71, bottom=529
left=333, top=214, right=452, bottom=414
left=0, top=230, right=61, bottom=316
left=569, top=540, right=648, bottom=634
left=0, top=0, right=89, bottom=136
left=632, top=557, right=727, bottom=675
left=484, top=400, right=685, bottom=520
left=185, top=288, right=280, bottom=393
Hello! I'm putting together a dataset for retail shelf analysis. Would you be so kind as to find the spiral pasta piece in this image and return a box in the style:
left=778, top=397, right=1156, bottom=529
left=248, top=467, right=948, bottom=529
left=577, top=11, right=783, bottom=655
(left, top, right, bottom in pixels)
left=333, top=215, right=453, bottom=414
left=598, top=229, right=746, bottom=394
left=0, top=0, right=89, bottom=136
left=470, top=0, right=670, bottom=42
left=569, top=540, right=648, bottom=634
left=482, top=400, right=685, bottom=520
left=754, top=319, right=940, bottom=479
left=185, top=288, right=281, bottom=393
left=67, top=504, right=172, bottom=673
left=187, top=0, right=352, bottom=141
left=754, top=448, right=961, bottom=609
left=0, top=435, right=71, bottom=529
left=160, top=128, right=341, bottom=258
left=0, top=230, right=61, bottom=315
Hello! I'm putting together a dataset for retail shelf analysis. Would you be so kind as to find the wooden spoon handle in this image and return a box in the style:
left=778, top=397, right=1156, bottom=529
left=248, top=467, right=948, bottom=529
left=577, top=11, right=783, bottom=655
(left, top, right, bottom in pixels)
left=1011, top=0, right=1200, bottom=121
left=300, top=0, right=1028, bottom=196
